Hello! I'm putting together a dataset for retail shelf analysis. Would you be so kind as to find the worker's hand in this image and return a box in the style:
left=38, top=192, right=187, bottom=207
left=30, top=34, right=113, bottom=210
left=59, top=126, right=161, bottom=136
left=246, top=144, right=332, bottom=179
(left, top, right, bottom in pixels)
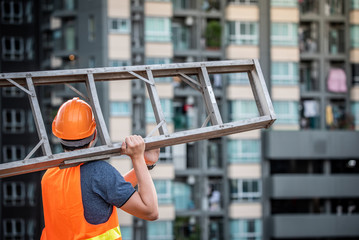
left=121, top=135, right=145, bottom=161
left=144, top=148, right=160, bottom=165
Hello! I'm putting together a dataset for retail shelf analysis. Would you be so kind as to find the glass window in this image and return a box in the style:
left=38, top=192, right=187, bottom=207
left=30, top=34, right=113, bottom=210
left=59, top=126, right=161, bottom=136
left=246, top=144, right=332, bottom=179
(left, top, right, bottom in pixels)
left=1, top=37, right=24, bottom=60
left=109, top=18, right=130, bottom=34
left=146, top=98, right=173, bottom=123
left=173, top=181, right=195, bottom=210
left=159, top=146, right=172, bottom=162
left=351, top=102, right=359, bottom=126
left=25, top=1, right=32, bottom=23
left=325, top=0, right=344, bottom=15
left=300, top=0, right=319, bottom=15
left=3, top=218, right=25, bottom=238
left=88, top=15, right=95, bottom=42
left=273, top=101, right=299, bottom=125
left=154, top=180, right=173, bottom=204
left=1, top=1, right=23, bottom=24
left=351, top=25, right=359, bottom=48
left=3, top=145, right=25, bottom=162
left=26, top=37, right=34, bottom=60
left=230, top=179, right=261, bottom=202
left=353, top=0, right=359, bottom=9
left=272, top=62, right=299, bottom=85
left=65, top=25, right=75, bottom=51
left=228, top=100, right=259, bottom=122
left=2, top=87, right=24, bottom=97
left=88, top=56, right=96, bottom=68
left=109, top=60, right=129, bottom=67
left=146, top=58, right=172, bottom=82
left=271, top=0, right=297, bottom=7
left=271, top=23, right=298, bottom=46
left=227, top=21, right=258, bottom=45
left=227, top=139, right=261, bottom=163
left=228, top=0, right=258, bottom=5
left=227, top=72, right=250, bottom=85
left=145, top=17, right=171, bottom=42
left=230, top=219, right=262, bottom=240
left=110, top=102, right=131, bottom=117
left=147, top=221, right=173, bottom=240
left=121, top=226, right=132, bottom=240
left=2, top=109, right=26, bottom=133
left=3, top=182, right=26, bottom=206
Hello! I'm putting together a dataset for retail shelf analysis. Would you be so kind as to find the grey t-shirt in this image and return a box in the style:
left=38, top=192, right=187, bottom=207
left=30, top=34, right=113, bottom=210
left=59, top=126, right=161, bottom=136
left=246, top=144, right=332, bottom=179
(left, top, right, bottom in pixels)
left=80, top=161, right=136, bottom=224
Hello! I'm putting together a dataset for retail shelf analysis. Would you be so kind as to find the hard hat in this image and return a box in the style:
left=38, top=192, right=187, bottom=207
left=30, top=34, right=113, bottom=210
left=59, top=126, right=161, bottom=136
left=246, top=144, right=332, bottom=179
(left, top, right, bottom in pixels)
left=52, top=97, right=96, bottom=140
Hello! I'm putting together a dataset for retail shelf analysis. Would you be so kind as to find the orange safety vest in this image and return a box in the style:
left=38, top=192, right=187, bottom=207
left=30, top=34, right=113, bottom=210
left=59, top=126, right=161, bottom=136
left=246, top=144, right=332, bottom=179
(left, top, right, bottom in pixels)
left=41, top=164, right=122, bottom=240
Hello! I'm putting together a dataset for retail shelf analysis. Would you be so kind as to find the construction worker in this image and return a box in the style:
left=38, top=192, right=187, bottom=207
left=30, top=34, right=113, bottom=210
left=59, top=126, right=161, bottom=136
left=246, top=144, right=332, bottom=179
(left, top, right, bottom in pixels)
left=41, top=97, right=159, bottom=240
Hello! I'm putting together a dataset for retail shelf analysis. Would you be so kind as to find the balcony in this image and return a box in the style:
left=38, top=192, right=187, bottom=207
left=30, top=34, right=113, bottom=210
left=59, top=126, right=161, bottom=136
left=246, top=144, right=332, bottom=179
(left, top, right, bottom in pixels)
left=262, top=130, right=359, bottom=160
left=270, top=175, right=359, bottom=198
left=271, top=214, right=359, bottom=238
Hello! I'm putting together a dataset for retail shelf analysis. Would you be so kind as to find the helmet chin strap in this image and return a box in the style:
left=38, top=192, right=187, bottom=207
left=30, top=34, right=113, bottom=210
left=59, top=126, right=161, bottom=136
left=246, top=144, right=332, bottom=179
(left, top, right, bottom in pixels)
left=89, top=129, right=98, bottom=148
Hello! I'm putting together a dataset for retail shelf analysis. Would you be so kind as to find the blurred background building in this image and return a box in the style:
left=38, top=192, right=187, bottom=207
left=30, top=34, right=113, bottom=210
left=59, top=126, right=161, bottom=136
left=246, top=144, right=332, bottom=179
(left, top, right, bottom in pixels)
left=0, top=0, right=359, bottom=239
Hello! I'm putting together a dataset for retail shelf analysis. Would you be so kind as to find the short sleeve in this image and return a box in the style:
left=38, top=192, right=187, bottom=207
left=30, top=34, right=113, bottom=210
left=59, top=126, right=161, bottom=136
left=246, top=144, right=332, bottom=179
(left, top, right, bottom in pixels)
left=81, top=161, right=136, bottom=208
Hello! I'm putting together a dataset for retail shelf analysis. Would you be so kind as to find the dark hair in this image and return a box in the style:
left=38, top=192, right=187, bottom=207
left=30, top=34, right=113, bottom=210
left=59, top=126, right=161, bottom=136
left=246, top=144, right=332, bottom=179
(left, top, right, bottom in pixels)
left=61, top=141, right=91, bottom=152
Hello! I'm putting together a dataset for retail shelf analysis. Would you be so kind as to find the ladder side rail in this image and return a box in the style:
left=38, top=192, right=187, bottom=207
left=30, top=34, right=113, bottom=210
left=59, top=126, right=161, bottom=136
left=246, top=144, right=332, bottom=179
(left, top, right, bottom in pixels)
left=86, top=73, right=113, bottom=146
left=0, top=60, right=255, bottom=87
left=0, top=115, right=274, bottom=178
left=144, top=69, right=169, bottom=135
left=198, top=66, right=223, bottom=125
left=26, top=76, right=53, bottom=157
left=247, top=60, right=276, bottom=122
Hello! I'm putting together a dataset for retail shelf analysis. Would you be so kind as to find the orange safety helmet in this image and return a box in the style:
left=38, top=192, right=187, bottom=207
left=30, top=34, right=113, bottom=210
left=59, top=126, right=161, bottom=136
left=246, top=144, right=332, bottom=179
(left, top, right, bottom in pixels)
left=52, top=97, right=96, bottom=140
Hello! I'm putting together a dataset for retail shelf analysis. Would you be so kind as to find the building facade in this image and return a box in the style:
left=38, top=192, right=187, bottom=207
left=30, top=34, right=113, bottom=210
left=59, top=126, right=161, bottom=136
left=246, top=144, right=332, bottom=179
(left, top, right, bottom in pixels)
left=1, top=0, right=359, bottom=239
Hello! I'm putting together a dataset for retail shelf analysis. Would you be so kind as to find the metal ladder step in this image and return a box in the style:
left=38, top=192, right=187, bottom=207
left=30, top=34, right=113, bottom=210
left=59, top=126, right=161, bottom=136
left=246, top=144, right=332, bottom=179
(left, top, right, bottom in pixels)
left=0, top=59, right=276, bottom=178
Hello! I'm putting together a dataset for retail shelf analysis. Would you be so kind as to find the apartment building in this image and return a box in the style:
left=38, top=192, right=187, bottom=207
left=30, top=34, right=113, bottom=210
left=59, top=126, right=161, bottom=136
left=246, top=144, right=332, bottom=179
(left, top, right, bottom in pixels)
left=1, top=0, right=359, bottom=239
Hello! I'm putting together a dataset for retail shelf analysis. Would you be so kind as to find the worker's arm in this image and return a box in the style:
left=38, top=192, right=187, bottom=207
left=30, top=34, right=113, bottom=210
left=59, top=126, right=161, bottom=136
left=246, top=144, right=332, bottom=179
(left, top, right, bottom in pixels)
left=123, top=148, right=160, bottom=187
left=120, top=135, right=159, bottom=221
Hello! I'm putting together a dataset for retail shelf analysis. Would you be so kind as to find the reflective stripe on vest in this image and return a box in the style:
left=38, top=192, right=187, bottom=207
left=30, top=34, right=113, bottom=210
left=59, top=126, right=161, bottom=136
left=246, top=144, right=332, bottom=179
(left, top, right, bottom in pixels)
left=86, top=226, right=122, bottom=240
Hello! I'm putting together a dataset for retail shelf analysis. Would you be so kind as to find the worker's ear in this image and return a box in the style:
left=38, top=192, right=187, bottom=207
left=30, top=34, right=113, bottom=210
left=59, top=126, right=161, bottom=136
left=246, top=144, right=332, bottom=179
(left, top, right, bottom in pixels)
left=89, top=129, right=98, bottom=148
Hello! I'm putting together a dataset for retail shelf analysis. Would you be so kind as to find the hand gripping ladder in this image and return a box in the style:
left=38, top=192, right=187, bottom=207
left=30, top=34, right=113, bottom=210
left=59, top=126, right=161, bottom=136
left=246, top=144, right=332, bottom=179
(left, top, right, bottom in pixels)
left=0, top=59, right=276, bottom=178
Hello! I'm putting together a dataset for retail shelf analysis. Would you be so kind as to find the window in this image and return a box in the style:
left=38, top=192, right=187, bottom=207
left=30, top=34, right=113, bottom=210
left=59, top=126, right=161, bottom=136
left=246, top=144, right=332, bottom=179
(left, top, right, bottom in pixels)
left=3, top=182, right=26, bottom=206
left=352, top=102, right=359, bottom=126
left=227, top=72, right=250, bottom=85
left=353, top=0, right=359, bottom=9
left=3, top=219, right=25, bottom=239
left=351, top=25, right=359, bottom=48
left=273, top=101, right=299, bottom=125
left=28, top=111, right=35, bottom=133
left=146, top=58, right=172, bottom=82
left=230, top=179, right=261, bottom=202
left=154, top=180, right=173, bottom=204
left=65, top=25, right=75, bottom=51
left=26, top=37, right=34, bottom=60
left=325, top=0, right=344, bottom=15
left=88, top=56, right=96, bottom=68
left=25, top=1, right=32, bottom=23
left=27, top=182, right=37, bottom=206
left=271, top=0, right=297, bottom=7
left=146, top=99, right=173, bottom=123
left=3, top=145, right=25, bottom=162
left=227, top=21, right=258, bottom=45
left=1, top=1, right=23, bottom=24
left=228, top=100, right=259, bottom=122
left=109, top=60, right=129, bottom=67
left=110, top=102, right=131, bottom=117
left=230, top=219, right=262, bottom=240
left=2, top=109, right=26, bottom=133
left=272, top=62, right=299, bottom=85
left=109, top=18, right=130, bottom=34
left=145, top=17, right=171, bottom=42
left=2, top=87, right=24, bottom=97
left=271, top=23, right=298, bottom=46
left=147, top=221, right=173, bottom=240
left=2, top=37, right=24, bottom=60
left=227, top=139, right=261, bottom=163
left=159, top=146, right=172, bottom=162
left=121, top=226, right=132, bottom=240
left=88, top=15, right=95, bottom=42
left=173, top=181, right=195, bottom=210
left=228, top=0, right=258, bottom=5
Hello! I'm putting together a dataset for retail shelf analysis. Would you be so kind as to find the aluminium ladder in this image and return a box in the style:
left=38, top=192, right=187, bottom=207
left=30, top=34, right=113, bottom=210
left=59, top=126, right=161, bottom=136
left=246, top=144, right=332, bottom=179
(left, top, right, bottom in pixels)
left=0, top=59, right=276, bottom=178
